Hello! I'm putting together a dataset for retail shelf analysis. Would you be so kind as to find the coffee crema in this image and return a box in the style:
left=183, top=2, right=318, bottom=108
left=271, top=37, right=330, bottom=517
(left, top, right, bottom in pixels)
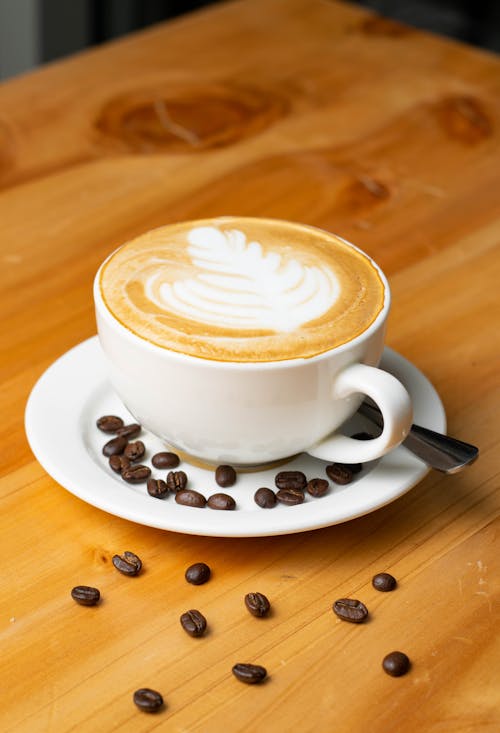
left=99, top=217, right=385, bottom=362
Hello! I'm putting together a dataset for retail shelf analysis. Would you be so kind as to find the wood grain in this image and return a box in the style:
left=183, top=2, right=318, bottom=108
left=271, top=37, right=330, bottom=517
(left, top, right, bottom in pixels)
left=0, top=0, right=498, bottom=730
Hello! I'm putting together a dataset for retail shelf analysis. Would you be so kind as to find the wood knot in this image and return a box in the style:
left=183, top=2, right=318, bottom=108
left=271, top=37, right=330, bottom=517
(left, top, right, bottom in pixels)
left=359, top=15, right=411, bottom=37
left=336, top=174, right=391, bottom=214
left=434, top=96, right=493, bottom=144
left=95, top=82, right=288, bottom=153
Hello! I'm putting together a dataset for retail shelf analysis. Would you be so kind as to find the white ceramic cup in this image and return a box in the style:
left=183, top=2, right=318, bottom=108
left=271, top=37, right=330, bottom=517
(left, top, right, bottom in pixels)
left=94, top=231, right=412, bottom=467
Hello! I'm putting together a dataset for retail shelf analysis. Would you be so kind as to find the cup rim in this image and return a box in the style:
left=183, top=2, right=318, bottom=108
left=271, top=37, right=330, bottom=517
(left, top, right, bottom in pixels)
left=93, top=217, right=391, bottom=371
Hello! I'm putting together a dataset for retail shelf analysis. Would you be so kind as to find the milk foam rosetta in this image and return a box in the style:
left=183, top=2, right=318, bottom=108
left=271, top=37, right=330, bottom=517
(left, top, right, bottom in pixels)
left=100, top=218, right=385, bottom=362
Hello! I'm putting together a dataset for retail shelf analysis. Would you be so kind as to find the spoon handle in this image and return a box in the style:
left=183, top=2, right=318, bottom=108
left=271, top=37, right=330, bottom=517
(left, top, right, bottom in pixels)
left=359, top=402, right=479, bottom=473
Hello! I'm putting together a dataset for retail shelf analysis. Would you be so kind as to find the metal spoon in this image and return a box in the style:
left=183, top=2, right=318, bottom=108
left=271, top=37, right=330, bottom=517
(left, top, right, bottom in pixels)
left=358, top=401, right=479, bottom=474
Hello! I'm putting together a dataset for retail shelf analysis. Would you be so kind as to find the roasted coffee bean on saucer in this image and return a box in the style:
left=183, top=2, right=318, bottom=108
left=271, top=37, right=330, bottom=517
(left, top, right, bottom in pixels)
left=245, top=592, right=271, bottom=617
left=275, top=471, right=307, bottom=491
left=124, top=440, right=145, bottom=461
left=215, top=465, right=237, bottom=488
left=152, top=451, right=179, bottom=469
left=232, top=663, right=267, bottom=684
left=185, top=562, right=211, bottom=585
left=180, top=609, right=207, bottom=637
left=96, top=415, right=124, bottom=433
left=351, top=431, right=374, bottom=441
left=332, top=598, right=368, bottom=623
left=166, top=470, right=188, bottom=492
left=254, top=487, right=277, bottom=508
left=276, top=488, right=304, bottom=506
left=175, top=489, right=206, bottom=508
left=109, top=454, right=130, bottom=474
left=326, top=463, right=353, bottom=485
left=71, top=585, right=100, bottom=606
left=207, top=493, right=236, bottom=510
left=382, top=651, right=410, bottom=677
left=147, top=478, right=169, bottom=499
left=306, top=478, right=329, bottom=497
left=102, top=436, right=128, bottom=457
left=372, top=572, right=397, bottom=592
left=133, top=688, right=164, bottom=713
left=112, top=551, right=142, bottom=576
left=121, top=464, right=151, bottom=483
left=115, top=423, right=141, bottom=439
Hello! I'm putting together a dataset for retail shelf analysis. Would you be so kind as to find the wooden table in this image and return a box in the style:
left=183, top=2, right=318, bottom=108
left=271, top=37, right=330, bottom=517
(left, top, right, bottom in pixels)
left=1, top=1, right=498, bottom=730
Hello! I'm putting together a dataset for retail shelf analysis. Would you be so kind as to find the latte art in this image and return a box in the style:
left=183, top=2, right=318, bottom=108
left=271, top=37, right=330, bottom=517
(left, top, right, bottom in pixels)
left=100, top=217, right=385, bottom=362
left=145, top=226, right=340, bottom=332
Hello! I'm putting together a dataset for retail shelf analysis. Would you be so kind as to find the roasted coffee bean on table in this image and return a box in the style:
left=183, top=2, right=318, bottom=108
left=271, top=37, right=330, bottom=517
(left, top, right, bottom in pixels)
left=115, top=423, right=141, bottom=439
left=152, top=451, right=180, bottom=469
left=71, top=585, right=100, bottom=606
left=276, top=488, right=305, bottom=506
left=185, top=562, right=211, bottom=585
left=325, top=463, right=354, bottom=485
left=254, top=487, right=277, bottom=508
left=207, top=493, right=236, bottom=510
left=96, top=415, right=124, bottom=433
left=102, top=436, right=128, bottom=457
left=382, top=651, right=410, bottom=677
left=306, top=478, right=329, bottom=497
left=112, top=551, right=142, bottom=576
left=180, top=609, right=207, bottom=637
left=124, top=440, right=145, bottom=461
left=147, top=478, right=169, bottom=499
left=166, top=470, right=188, bottom=492
left=121, top=464, right=151, bottom=483
left=109, top=454, right=130, bottom=473
left=232, top=663, right=267, bottom=684
left=245, top=592, right=271, bottom=617
left=133, top=688, right=164, bottom=713
left=333, top=598, right=369, bottom=623
left=275, top=470, right=307, bottom=491
left=175, top=489, right=207, bottom=508
left=372, top=572, right=397, bottom=592
left=215, top=464, right=237, bottom=488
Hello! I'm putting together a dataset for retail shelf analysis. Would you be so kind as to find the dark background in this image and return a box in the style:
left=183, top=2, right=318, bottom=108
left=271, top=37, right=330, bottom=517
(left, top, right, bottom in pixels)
left=1, top=0, right=500, bottom=80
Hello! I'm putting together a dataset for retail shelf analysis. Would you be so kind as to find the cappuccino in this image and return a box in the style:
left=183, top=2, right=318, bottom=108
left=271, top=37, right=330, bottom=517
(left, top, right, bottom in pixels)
left=99, top=217, right=384, bottom=362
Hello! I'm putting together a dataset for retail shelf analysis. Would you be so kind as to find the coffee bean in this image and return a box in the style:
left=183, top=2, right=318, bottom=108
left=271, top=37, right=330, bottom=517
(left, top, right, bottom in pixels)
left=121, top=464, right=151, bottom=483
left=124, top=440, right=145, bottom=461
left=325, top=463, right=353, bottom=485
left=372, top=572, right=397, bottom=592
left=96, top=415, right=124, bottom=433
left=71, top=585, right=100, bottom=606
left=275, top=470, right=307, bottom=491
left=152, top=451, right=179, bottom=469
left=166, top=470, right=188, bottom=492
left=185, top=562, right=211, bottom=585
left=245, top=592, right=270, bottom=617
left=102, top=436, right=128, bottom=457
left=382, top=651, right=410, bottom=677
left=147, top=478, right=169, bottom=499
left=180, top=609, right=207, bottom=637
left=115, top=423, right=141, bottom=439
left=112, top=551, right=142, bottom=576
left=333, top=598, right=368, bottom=623
left=215, top=464, right=236, bottom=488
left=232, top=663, right=267, bottom=684
left=276, top=488, right=304, bottom=506
left=345, top=463, right=363, bottom=474
left=351, top=432, right=374, bottom=441
left=109, top=454, right=130, bottom=473
left=207, top=493, right=236, bottom=510
left=306, top=478, right=329, bottom=497
left=175, top=489, right=206, bottom=508
left=133, top=688, right=164, bottom=713
left=254, top=487, right=277, bottom=508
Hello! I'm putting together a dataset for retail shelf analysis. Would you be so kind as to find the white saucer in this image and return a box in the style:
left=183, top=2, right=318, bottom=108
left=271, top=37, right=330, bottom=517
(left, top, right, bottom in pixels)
left=25, top=337, right=446, bottom=538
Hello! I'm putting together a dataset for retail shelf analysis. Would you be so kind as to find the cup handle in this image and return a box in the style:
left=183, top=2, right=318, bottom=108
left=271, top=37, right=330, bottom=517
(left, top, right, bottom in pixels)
left=306, top=362, right=413, bottom=464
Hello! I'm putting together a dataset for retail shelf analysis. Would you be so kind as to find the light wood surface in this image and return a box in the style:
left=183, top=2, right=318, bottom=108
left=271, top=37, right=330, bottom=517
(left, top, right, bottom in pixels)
left=1, top=1, right=499, bottom=730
